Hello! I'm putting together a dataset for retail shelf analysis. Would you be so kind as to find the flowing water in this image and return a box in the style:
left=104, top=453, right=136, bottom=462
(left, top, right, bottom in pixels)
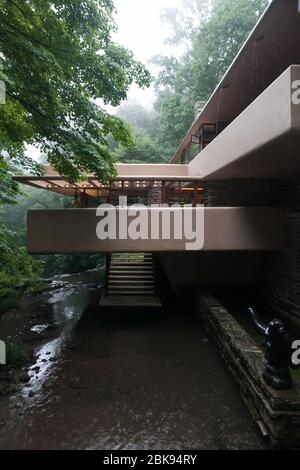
left=0, top=272, right=265, bottom=450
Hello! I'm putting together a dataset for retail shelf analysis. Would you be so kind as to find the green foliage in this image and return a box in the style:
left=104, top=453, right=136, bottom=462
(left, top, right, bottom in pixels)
left=160, top=0, right=212, bottom=48
left=0, top=287, right=20, bottom=312
left=112, top=102, right=172, bottom=163
left=0, top=0, right=151, bottom=199
left=0, top=223, right=43, bottom=289
left=116, top=102, right=161, bottom=140
left=2, top=186, right=105, bottom=282
left=0, top=0, right=270, bottom=294
left=111, top=0, right=268, bottom=164
left=154, top=0, right=268, bottom=155
left=113, top=127, right=164, bottom=164
left=0, top=158, right=21, bottom=205
left=113, top=102, right=169, bottom=163
left=25, top=280, right=51, bottom=294
left=41, top=253, right=104, bottom=277
left=6, top=342, right=29, bottom=366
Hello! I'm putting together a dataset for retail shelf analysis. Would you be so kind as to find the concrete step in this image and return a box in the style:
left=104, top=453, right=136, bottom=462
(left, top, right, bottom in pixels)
left=107, top=291, right=154, bottom=296
left=111, top=262, right=152, bottom=266
left=100, top=295, right=162, bottom=307
left=108, top=272, right=154, bottom=281
left=109, top=280, right=154, bottom=285
left=108, top=285, right=154, bottom=291
left=110, top=268, right=153, bottom=275
left=111, top=255, right=152, bottom=259
left=104, top=252, right=160, bottom=308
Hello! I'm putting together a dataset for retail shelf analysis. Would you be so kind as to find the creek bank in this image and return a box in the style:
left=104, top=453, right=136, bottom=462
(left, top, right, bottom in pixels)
left=0, top=269, right=104, bottom=407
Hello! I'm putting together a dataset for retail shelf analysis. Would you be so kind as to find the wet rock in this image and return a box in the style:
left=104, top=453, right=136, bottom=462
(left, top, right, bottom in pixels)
left=23, top=331, right=43, bottom=343
left=49, top=357, right=57, bottom=362
left=95, top=353, right=108, bottom=358
left=6, top=372, right=15, bottom=383
left=32, top=366, right=40, bottom=373
left=62, top=360, right=72, bottom=368
left=117, top=387, right=133, bottom=396
left=46, top=324, right=59, bottom=332
left=19, top=372, right=30, bottom=383
left=69, top=377, right=85, bottom=390
left=0, top=383, right=11, bottom=396
left=43, top=379, right=56, bottom=390
left=28, top=390, right=35, bottom=398
left=201, top=337, right=210, bottom=344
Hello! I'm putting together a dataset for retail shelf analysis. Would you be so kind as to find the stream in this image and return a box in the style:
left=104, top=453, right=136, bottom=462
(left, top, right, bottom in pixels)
left=0, top=271, right=265, bottom=450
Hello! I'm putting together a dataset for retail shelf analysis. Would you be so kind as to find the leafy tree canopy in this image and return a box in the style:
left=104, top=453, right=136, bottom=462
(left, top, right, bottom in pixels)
left=116, top=101, right=161, bottom=140
left=160, top=0, right=212, bottom=49
left=154, top=0, right=268, bottom=155
left=0, top=0, right=151, bottom=202
left=113, top=127, right=164, bottom=164
left=112, top=102, right=172, bottom=164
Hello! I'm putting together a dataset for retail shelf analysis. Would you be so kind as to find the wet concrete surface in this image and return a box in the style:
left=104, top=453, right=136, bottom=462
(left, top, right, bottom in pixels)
left=0, top=275, right=266, bottom=450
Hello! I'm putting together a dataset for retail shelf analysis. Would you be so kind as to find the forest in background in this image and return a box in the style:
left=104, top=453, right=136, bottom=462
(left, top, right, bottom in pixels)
left=113, top=0, right=268, bottom=163
left=0, top=0, right=268, bottom=311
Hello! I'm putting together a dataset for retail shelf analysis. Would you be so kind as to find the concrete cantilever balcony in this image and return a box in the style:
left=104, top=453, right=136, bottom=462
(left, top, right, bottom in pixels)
left=27, top=207, right=283, bottom=254
left=188, top=65, right=300, bottom=180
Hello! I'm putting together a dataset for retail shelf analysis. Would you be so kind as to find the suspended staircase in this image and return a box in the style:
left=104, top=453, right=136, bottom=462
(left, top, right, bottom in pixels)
left=100, top=253, right=162, bottom=307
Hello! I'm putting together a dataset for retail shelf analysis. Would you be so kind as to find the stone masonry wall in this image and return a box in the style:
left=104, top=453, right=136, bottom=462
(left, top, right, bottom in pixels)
left=205, top=179, right=298, bottom=207
left=196, top=293, right=300, bottom=449
left=205, top=179, right=300, bottom=325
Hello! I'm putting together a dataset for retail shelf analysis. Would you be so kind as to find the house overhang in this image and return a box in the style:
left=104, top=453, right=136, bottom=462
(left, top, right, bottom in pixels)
left=171, top=0, right=300, bottom=164
left=26, top=207, right=283, bottom=254
left=188, top=65, right=300, bottom=180
left=14, top=164, right=192, bottom=197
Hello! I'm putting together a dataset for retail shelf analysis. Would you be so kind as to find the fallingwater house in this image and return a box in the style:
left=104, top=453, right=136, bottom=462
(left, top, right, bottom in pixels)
left=13, top=0, right=300, bottom=448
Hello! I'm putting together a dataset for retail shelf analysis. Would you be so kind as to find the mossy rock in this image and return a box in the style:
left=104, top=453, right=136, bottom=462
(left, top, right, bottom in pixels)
left=0, top=288, right=20, bottom=313
left=5, top=342, right=29, bottom=367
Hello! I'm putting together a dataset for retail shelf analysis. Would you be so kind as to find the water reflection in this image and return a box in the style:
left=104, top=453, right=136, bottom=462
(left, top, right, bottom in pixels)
left=21, top=269, right=104, bottom=400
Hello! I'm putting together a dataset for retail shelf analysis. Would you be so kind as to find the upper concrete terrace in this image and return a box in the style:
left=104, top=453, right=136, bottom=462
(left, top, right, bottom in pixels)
left=172, top=0, right=300, bottom=177
left=188, top=64, right=300, bottom=180
left=15, top=160, right=284, bottom=254
left=14, top=163, right=191, bottom=197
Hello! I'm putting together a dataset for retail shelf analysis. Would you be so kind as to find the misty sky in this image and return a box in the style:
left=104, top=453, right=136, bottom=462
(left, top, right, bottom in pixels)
left=112, top=0, right=182, bottom=108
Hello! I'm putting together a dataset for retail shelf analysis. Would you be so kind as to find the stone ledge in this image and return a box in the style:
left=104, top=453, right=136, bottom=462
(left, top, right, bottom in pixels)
left=196, top=292, right=300, bottom=449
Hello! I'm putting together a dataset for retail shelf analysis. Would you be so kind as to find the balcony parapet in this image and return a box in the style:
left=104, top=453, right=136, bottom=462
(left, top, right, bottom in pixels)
left=27, top=207, right=283, bottom=254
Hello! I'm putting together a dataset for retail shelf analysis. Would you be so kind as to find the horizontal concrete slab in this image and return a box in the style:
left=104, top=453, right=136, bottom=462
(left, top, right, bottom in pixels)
left=115, top=163, right=189, bottom=178
left=27, top=207, right=283, bottom=254
left=172, top=0, right=300, bottom=164
left=188, top=66, right=300, bottom=179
